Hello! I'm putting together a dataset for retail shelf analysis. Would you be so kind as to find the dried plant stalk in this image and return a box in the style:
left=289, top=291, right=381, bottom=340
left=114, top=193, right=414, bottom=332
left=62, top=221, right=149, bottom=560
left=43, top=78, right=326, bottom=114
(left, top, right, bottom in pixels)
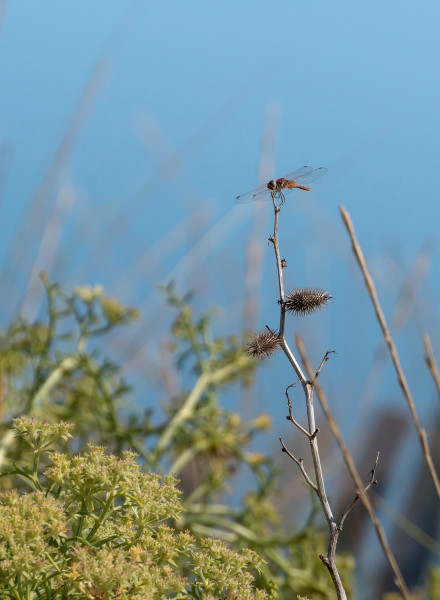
left=424, top=333, right=440, bottom=400
left=267, top=197, right=347, bottom=600
left=340, top=204, right=440, bottom=503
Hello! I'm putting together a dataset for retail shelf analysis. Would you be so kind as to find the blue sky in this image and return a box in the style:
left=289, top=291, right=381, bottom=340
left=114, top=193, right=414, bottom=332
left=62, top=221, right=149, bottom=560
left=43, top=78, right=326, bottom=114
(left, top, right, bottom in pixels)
left=3, top=2, right=440, bottom=242
left=1, top=1, right=437, bottom=378
left=1, top=0, right=440, bottom=457
left=1, top=2, right=440, bottom=590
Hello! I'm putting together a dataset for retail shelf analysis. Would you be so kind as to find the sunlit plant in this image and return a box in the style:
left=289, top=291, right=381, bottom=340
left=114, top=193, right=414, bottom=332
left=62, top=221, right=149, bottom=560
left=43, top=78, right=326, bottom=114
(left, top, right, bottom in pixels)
left=0, top=417, right=268, bottom=599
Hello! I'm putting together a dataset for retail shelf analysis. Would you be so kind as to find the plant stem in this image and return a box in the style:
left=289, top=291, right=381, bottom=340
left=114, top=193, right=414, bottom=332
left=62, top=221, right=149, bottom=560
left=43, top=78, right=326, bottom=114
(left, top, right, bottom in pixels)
left=156, top=359, right=249, bottom=456
left=424, top=332, right=440, bottom=400
left=268, top=196, right=346, bottom=600
left=340, top=204, right=440, bottom=503
left=0, top=335, right=85, bottom=471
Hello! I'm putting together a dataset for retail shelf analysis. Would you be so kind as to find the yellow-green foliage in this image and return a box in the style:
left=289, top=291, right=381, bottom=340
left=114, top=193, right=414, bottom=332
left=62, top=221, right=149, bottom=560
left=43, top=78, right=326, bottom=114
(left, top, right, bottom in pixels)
left=0, top=418, right=268, bottom=599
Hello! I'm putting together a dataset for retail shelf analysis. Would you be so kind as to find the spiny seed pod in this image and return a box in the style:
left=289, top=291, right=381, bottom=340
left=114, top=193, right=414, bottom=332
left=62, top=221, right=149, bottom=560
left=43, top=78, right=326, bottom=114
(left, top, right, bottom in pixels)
left=285, top=288, right=332, bottom=316
left=246, top=329, right=281, bottom=359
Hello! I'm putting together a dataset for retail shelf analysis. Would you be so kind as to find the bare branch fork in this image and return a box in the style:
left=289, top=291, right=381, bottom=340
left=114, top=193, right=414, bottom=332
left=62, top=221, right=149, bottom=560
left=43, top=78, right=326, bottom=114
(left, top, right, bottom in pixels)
left=267, top=193, right=351, bottom=599
left=296, top=334, right=411, bottom=600
left=321, top=452, right=380, bottom=573
left=281, top=356, right=381, bottom=589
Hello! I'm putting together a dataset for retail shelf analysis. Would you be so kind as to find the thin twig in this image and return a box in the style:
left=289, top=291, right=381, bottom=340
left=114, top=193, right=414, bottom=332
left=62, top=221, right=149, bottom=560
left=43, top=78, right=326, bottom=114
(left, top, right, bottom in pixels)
left=267, top=195, right=307, bottom=382
left=338, top=452, right=379, bottom=531
left=322, top=451, right=380, bottom=584
left=424, top=333, right=440, bottom=401
left=296, top=333, right=411, bottom=600
left=279, top=437, right=318, bottom=492
left=340, top=204, right=440, bottom=503
left=320, top=452, right=380, bottom=580
left=312, top=350, right=336, bottom=384
left=285, top=384, right=318, bottom=439
left=269, top=198, right=287, bottom=339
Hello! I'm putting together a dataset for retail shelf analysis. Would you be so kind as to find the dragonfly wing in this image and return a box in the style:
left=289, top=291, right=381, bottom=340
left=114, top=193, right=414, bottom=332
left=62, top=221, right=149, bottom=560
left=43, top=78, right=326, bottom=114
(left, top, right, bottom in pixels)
left=235, top=182, right=270, bottom=203
left=283, top=166, right=313, bottom=179
left=283, top=166, right=328, bottom=184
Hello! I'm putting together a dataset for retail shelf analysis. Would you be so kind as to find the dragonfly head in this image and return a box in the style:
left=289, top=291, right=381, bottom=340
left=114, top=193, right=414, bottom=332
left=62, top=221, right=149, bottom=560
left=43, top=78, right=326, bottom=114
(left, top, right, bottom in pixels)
left=267, top=180, right=277, bottom=191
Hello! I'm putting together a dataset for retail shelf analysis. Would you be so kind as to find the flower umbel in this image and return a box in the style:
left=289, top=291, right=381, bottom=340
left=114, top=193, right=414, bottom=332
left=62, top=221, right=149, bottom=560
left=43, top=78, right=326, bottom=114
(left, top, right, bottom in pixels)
left=246, top=330, right=281, bottom=359
left=284, top=288, right=332, bottom=317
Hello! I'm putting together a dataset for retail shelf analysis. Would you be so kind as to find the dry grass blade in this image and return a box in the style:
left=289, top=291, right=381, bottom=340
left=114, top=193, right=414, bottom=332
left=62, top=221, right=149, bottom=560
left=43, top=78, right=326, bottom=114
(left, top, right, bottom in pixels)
left=340, top=204, right=440, bottom=503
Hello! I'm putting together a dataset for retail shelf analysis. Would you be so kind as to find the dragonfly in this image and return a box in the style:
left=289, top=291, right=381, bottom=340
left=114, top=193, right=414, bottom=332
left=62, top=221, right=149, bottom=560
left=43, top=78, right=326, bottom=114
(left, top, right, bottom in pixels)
left=235, top=166, right=327, bottom=205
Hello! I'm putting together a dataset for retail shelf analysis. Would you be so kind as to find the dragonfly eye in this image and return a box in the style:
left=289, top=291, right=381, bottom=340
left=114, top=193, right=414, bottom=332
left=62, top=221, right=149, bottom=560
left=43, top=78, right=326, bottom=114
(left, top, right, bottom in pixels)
left=267, top=180, right=277, bottom=190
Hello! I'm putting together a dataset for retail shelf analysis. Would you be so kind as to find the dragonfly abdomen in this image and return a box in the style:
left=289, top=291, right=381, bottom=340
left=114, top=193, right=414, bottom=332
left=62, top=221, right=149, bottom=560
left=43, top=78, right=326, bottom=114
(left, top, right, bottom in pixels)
left=275, top=178, right=311, bottom=192
left=287, top=183, right=310, bottom=191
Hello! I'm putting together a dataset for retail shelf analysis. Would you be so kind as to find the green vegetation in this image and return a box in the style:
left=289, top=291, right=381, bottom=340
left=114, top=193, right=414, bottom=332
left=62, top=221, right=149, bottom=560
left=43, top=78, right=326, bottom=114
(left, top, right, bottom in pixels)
left=0, top=417, right=267, bottom=599
left=0, top=276, right=355, bottom=598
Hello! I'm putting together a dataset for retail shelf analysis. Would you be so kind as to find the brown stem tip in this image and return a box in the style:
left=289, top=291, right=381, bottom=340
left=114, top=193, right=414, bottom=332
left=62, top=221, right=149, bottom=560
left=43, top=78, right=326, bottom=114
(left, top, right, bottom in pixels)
left=285, top=288, right=332, bottom=316
left=246, top=329, right=281, bottom=359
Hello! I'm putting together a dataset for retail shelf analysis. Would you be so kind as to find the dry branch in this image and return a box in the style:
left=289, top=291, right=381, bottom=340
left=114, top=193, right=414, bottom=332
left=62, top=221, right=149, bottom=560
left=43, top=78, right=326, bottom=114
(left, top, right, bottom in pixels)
left=340, top=204, right=440, bottom=503
left=296, top=333, right=411, bottom=600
